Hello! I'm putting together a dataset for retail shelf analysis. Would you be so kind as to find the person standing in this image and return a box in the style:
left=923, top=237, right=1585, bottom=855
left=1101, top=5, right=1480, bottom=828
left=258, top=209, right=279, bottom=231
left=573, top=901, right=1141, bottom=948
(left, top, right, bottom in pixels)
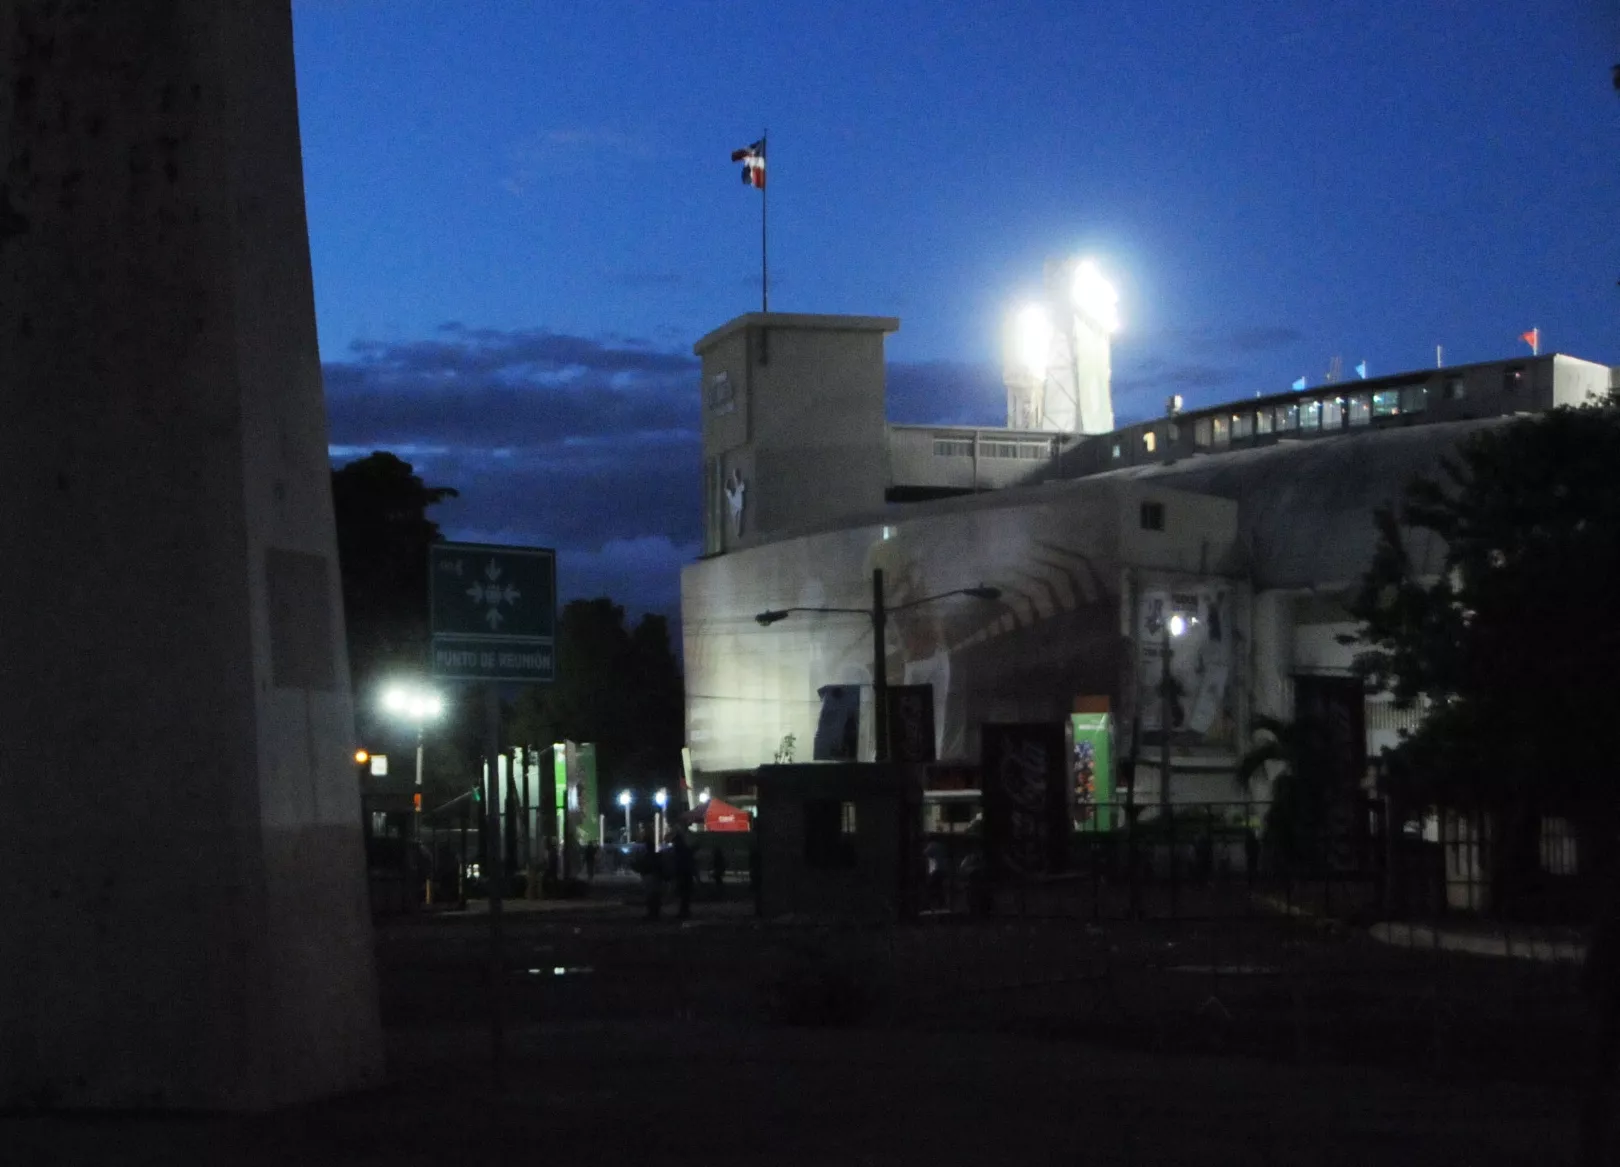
left=711, top=845, right=727, bottom=897
left=583, top=839, right=599, bottom=882
left=638, top=825, right=663, bottom=921
left=672, top=825, right=696, bottom=920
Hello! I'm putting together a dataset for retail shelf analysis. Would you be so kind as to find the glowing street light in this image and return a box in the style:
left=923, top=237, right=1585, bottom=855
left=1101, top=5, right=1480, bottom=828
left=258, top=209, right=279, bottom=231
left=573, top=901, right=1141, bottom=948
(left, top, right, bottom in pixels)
left=653, top=788, right=669, bottom=849
left=1158, top=608, right=1197, bottom=811
left=618, top=789, right=633, bottom=842
left=380, top=682, right=444, bottom=906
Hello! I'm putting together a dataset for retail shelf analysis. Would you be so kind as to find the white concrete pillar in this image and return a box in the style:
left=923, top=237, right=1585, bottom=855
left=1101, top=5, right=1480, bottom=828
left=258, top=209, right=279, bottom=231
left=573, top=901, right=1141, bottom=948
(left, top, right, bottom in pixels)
left=0, top=1, right=383, bottom=1108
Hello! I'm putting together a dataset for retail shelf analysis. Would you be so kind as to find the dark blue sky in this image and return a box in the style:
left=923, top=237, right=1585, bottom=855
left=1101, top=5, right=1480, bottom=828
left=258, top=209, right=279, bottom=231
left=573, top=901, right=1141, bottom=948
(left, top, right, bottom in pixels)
left=294, top=0, right=1620, bottom=620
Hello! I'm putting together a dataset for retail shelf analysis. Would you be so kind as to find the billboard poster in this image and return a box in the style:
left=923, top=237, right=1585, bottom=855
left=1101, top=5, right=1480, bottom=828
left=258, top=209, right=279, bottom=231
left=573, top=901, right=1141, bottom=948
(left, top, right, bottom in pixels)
left=886, top=683, right=936, bottom=764
left=981, top=723, right=1070, bottom=880
left=813, top=684, right=861, bottom=760
left=1136, top=584, right=1236, bottom=747
left=1070, top=712, right=1114, bottom=831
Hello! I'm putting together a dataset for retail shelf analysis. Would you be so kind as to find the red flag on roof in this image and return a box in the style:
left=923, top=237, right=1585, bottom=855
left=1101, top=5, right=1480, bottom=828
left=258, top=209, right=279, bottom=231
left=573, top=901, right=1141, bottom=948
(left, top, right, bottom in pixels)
left=1520, top=328, right=1539, bottom=354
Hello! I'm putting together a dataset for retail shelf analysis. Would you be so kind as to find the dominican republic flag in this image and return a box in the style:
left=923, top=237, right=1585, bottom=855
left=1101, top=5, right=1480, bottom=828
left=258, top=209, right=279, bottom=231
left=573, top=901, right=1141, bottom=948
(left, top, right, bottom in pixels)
left=731, top=140, right=766, bottom=188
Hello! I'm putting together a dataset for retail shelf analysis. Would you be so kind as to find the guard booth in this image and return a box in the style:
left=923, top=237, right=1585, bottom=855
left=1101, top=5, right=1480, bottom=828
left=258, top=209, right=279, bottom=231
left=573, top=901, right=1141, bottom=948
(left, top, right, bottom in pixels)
left=755, top=763, right=924, bottom=921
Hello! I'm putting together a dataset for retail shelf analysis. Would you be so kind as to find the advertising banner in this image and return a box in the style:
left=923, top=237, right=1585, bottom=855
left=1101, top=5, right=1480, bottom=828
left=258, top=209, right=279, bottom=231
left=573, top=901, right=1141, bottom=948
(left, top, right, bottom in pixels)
left=981, top=722, right=1071, bottom=880
left=1136, top=584, right=1236, bottom=747
left=886, top=683, right=936, bottom=764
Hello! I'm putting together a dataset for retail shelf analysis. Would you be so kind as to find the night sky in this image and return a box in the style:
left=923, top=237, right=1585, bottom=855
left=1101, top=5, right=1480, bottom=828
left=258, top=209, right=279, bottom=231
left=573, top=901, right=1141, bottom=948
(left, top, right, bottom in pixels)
left=293, top=0, right=1620, bottom=621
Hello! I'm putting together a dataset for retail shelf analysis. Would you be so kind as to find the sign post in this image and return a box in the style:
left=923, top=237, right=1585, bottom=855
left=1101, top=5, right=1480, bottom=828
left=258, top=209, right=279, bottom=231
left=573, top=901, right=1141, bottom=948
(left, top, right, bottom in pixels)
left=429, top=541, right=556, bottom=1073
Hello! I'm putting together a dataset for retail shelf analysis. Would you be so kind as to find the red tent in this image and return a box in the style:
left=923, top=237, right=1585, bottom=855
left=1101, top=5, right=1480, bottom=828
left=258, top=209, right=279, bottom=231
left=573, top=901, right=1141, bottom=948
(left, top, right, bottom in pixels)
left=702, top=798, right=752, bottom=832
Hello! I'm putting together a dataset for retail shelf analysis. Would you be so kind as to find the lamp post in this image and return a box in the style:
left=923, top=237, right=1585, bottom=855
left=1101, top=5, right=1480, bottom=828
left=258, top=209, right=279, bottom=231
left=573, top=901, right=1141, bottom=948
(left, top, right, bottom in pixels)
left=381, top=683, right=444, bottom=904
left=654, top=788, right=668, bottom=848
left=618, top=789, right=632, bottom=843
left=1158, top=611, right=1193, bottom=813
left=756, top=569, right=1001, bottom=762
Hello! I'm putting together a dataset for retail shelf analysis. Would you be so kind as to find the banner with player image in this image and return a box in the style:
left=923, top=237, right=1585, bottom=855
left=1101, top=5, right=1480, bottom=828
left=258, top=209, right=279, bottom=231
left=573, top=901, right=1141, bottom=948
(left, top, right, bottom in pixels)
left=1137, top=584, right=1237, bottom=748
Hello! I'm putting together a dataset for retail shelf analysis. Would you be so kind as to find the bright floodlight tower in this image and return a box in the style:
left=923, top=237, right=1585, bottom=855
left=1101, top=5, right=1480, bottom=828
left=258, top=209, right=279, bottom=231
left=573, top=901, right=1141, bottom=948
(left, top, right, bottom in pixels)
left=1002, top=257, right=1120, bottom=434
left=0, top=1, right=382, bottom=1108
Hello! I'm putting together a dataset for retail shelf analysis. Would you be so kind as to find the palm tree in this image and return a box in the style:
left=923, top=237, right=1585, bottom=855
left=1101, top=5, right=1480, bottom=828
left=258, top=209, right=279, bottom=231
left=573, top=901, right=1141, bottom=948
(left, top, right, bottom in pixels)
left=1236, top=715, right=1335, bottom=877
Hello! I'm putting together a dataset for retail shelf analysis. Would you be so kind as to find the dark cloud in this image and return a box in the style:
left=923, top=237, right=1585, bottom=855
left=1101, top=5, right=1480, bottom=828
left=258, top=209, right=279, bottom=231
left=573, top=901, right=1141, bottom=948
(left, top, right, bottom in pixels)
left=885, top=359, right=1004, bottom=427
left=324, top=325, right=702, bottom=604
left=324, top=324, right=698, bottom=448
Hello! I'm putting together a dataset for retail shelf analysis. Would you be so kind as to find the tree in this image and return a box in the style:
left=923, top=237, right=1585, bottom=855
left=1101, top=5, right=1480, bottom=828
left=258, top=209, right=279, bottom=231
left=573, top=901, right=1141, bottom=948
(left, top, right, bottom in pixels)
left=1345, top=404, right=1620, bottom=896
left=330, top=452, right=458, bottom=702
left=1235, top=715, right=1337, bottom=876
left=507, top=599, right=685, bottom=799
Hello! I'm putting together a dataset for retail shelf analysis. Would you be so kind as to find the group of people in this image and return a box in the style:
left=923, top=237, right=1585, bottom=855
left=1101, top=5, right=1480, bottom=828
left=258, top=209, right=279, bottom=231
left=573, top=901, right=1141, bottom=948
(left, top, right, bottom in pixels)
left=633, top=823, right=729, bottom=920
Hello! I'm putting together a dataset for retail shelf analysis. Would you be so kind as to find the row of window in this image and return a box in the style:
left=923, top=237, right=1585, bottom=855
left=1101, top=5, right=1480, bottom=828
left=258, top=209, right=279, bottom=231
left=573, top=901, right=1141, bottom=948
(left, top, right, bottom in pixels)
left=1187, top=385, right=1432, bottom=451
left=933, top=438, right=1053, bottom=460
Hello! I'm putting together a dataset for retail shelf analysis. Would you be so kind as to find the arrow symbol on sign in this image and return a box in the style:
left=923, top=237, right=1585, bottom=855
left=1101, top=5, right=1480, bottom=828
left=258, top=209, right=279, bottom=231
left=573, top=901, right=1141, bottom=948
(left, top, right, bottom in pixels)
left=485, top=606, right=504, bottom=630
left=485, top=560, right=502, bottom=581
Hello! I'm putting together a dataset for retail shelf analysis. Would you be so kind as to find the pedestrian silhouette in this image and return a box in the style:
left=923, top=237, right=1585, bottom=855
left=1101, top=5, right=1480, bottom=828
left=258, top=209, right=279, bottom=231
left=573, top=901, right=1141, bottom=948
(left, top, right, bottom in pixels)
left=672, top=826, right=695, bottom=919
left=711, top=845, right=727, bottom=896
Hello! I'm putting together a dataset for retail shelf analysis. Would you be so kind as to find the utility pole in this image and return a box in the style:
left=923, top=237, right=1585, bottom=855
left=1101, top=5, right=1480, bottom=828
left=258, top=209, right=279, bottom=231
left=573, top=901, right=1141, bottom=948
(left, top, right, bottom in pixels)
left=1159, top=619, right=1174, bottom=813
left=873, top=568, right=889, bottom=763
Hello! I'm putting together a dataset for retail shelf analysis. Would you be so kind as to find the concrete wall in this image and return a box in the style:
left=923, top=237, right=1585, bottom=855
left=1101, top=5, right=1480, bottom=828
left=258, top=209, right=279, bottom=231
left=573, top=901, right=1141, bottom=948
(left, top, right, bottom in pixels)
left=0, top=1, right=381, bottom=1109
left=695, top=314, right=897, bottom=551
left=681, top=478, right=1239, bottom=775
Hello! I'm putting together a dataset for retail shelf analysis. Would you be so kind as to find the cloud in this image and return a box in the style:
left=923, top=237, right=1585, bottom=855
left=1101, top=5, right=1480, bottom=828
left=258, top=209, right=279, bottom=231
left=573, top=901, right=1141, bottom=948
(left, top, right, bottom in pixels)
left=885, top=360, right=1004, bottom=427
left=324, top=325, right=702, bottom=593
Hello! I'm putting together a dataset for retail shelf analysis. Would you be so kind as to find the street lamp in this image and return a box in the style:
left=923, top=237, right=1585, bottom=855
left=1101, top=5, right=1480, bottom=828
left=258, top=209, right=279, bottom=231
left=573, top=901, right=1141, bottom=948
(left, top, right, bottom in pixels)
left=382, top=684, right=444, bottom=793
left=756, top=569, right=1002, bottom=762
left=380, top=683, right=444, bottom=906
left=618, top=789, right=632, bottom=842
left=654, top=788, right=668, bottom=848
left=1159, top=610, right=1195, bottom=812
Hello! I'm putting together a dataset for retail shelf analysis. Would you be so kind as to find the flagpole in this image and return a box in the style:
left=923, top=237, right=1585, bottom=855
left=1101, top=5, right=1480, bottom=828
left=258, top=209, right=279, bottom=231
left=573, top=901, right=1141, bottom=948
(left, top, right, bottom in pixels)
left=761, top=128, right=768, bottom=315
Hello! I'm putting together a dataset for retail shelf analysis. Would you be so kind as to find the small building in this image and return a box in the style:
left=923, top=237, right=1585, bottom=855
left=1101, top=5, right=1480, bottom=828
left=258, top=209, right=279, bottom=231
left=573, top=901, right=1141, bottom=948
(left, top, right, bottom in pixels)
left=755, top=763, right=924, bottom=921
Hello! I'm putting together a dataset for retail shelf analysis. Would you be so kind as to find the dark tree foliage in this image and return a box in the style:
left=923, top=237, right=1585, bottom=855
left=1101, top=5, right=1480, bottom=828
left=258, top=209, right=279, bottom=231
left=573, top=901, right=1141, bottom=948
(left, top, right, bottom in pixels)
left=330, top=452, right=458, bottom=730
left=1235, top=715, right=1336, bottom=875
left=508, top=598, right=685, bottom=797
left=1345, top=404, right=1620, bottom=882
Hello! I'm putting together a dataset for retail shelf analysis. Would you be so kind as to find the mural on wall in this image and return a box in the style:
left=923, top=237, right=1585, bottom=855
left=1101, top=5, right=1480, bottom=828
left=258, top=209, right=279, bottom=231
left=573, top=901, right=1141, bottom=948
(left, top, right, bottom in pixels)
left=683, top=489, right=1178, bottom=773
left=1136, top=585, right=1237, bottom=748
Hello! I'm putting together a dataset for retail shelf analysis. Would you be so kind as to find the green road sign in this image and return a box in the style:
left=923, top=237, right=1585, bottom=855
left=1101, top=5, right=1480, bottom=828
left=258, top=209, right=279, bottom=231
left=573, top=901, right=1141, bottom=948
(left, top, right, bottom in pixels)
left=429, top=542, right=556, bottom=682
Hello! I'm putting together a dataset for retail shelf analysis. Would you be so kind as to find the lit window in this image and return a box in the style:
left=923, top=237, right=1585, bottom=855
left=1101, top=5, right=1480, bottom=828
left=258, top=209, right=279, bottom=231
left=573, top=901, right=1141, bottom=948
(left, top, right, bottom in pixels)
left=1300, top=400, right=1321, bottom=431
left=1211, top=415, right=1230, bottom=447
left=1111, top=443, right=1122, bottom=459
left=1194, top=418, right=1212, bottom=448
left=1321, top=398, right=1344, bottom=430
left=1348, top=394, right=1372, bottom=426
left=1256, top=409, right=1274, bottom=435
left=1401, top=386, right=1428, bottom=413
left=1143, top=430, right=1157, bottom=454
left=1232, top=413, right=1254, bottom=440
left=1371, top=390, right=1401, bottom=418
left=1276, top=403, right=1299, bottom=431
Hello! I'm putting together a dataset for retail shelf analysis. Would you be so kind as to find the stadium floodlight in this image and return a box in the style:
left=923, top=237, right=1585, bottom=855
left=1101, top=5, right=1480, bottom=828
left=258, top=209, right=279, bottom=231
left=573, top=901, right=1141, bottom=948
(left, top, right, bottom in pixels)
left=1013, top=302, right=1054, bottom=379
left=1070, top=259, right=1120, bottom=333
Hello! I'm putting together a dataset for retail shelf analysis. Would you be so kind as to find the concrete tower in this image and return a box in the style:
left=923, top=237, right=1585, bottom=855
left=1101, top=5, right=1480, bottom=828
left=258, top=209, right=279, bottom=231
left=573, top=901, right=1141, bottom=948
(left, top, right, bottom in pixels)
left=0, top=2, right=382, bottom=1108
